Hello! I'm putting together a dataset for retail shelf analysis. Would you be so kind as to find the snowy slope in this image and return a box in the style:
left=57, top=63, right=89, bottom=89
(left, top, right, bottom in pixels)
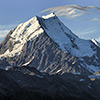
left=0, top=16, right=44, bottom=59
left=41, top=13, right=97, bottom=57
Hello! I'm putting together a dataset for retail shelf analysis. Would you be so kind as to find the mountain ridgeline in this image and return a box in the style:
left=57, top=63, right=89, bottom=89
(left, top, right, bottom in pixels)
left=0, top=13, right=100, bottom=75
left=0, top=13, right=100, bottom=100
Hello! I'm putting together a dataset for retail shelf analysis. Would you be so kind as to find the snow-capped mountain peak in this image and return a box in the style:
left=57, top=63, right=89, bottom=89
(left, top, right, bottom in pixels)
left=11, top=16, right=43, bottom=43
left=0, top=13, right=99, bottom=60
left=0, top=13, right=100, bottom=75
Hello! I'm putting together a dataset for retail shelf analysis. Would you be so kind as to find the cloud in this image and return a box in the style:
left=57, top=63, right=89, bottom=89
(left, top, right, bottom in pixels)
left=80, top=28, right=97, bottom=35
left=91, top=18, right=100, bottom=21
left=0, top=24, right=16, bottom=41
left=72, top=27, right=99, bottom=41
left=0, top=30, right=10, bottom=38
left=41, top=5, right=100, bottom=20
left=0, top=25, right=15, bottom=30
left=41, top=5, right=84, bottom=18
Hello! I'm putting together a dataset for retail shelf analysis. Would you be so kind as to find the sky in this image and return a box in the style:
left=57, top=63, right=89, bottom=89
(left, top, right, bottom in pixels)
left=0, top=0, right=100, bottom=42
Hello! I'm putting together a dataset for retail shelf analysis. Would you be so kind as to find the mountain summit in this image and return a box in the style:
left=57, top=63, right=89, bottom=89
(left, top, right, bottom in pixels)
left=0, top=13, right=100, bottom=75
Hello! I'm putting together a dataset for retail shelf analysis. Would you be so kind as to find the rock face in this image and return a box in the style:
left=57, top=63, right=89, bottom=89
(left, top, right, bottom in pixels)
left=0, top=13, right=100, bottom=75
left=0, top=68, right=100, bottom=100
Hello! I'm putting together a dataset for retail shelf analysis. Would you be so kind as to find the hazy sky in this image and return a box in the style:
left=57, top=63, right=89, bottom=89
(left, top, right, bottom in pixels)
left=0, top=0, right=100, bottom=42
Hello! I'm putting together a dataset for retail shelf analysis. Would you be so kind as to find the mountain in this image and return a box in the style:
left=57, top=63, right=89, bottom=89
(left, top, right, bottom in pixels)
left=0, top=13, right=100, bottom=76
left=0, top=13, right=100, bottom=100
